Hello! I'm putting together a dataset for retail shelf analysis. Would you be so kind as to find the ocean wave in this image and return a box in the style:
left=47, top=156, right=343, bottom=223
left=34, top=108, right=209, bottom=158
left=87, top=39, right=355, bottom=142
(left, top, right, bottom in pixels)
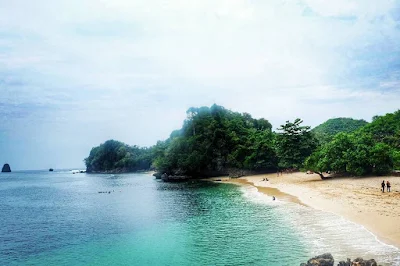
left=239, top=185, right=400, bottom=266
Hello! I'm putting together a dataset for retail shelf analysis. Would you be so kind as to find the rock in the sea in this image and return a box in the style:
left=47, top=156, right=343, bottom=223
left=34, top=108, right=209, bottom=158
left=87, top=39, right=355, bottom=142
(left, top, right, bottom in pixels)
left=1, top=163, right=11, bottom=172
left=337, top=258, right=352, bottom=266
left=153, top=172, right=162, bottom=179
left=300, top=253, right=334, bottom=266
left=49, top=168, right=54, bottom=172
left=161, top=174, right=190, bottom=182
left=301, top=255, right=380, bottom=266
left=309, top=253, right=334, bottom=266
left=350, top=258, right=377, bottom=266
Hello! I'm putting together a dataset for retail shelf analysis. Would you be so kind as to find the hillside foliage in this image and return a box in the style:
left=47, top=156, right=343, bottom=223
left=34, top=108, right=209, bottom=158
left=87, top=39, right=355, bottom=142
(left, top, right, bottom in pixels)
left=85, top=140, right=153, bottom=173
left=305, top=110, right=400, bottom=176
left=152, top=104, right=278, bottom=176
left=84, top=105, right=400, bottom=178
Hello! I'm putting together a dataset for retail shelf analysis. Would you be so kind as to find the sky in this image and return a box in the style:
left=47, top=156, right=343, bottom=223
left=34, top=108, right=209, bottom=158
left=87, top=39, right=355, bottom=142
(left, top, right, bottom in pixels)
left=0, top=0, right=400, bottom=170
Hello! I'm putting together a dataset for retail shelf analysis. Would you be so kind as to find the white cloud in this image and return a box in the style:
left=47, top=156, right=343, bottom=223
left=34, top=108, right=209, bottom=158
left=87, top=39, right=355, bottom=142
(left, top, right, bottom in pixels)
left=302, top=0, right=395, bottom=18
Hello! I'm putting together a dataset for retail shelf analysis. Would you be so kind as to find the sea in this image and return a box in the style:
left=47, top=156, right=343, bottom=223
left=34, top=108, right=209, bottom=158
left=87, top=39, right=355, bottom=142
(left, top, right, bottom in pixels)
left=0, top=171, right=399, bottom=266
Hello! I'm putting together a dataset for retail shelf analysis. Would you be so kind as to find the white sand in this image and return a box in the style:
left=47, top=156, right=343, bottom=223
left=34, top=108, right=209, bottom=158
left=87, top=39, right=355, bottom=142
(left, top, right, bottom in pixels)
left=219, top=172, right=400, bottom=248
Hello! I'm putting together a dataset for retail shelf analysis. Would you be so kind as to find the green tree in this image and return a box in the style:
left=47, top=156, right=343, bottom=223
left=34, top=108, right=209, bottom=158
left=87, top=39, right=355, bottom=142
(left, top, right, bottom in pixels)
left=304, top=132, right=352, bottom=179
left=275, top=119, right=316, bottom=169
left=305, top=133, right=394, bottom=178
left=370, top=143, right=393, bottom=175
left=392, top=150, right=400, bottom=170
left=360, top=110, right=400, bottom=147
left=344, top=134, right=373, bottom=176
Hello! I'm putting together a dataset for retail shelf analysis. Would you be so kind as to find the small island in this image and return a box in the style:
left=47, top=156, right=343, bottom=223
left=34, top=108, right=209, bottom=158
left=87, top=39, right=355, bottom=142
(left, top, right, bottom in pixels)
left=2, top=163, right=11, bottom=172
left=84, top=105, right=400, bottom=181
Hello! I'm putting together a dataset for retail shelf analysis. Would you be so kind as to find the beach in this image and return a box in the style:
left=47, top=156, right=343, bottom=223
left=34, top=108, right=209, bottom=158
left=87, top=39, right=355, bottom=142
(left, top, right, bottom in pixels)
left=220, top=172, right=400, bottom=248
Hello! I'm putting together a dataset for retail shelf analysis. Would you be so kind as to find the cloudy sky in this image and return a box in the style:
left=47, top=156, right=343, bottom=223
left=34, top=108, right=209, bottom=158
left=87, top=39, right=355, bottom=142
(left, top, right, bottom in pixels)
left=1, top=0, right=399, bottom=170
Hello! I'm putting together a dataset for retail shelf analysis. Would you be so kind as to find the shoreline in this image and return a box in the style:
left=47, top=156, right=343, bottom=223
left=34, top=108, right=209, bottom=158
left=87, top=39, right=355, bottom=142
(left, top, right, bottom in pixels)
left=212, top=173, right=400, bottom=249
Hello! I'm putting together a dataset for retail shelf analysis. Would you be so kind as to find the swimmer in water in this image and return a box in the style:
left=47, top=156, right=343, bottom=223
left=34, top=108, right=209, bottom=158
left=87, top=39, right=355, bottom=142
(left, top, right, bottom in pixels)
left=272, top=196, right=276, bottom=201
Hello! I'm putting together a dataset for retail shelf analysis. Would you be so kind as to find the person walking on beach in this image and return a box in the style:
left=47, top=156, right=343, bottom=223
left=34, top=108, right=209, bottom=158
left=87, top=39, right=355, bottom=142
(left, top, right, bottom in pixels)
left=381, top=180, right=386, bottom=192
left=387, top=181, right=391, bottom=192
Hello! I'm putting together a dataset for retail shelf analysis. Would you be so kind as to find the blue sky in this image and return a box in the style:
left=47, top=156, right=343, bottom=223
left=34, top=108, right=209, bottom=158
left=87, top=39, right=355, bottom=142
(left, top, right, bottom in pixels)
left=1, top=0, right=400, bottom=170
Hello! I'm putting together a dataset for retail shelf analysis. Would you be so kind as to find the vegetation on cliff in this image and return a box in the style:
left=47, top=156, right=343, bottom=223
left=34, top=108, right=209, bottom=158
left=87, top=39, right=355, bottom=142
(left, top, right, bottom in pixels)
left=84, top=105, right=399, bottom=178
left=152, top=105, right=278, bottom=177
left=305, top=110, right=400, bottom=177
left=85, top=140, right=153, bottom=173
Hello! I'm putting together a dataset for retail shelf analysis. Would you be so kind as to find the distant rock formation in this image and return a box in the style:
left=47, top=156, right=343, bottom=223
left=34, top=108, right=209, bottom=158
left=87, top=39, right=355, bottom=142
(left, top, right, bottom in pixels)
left=300, top=253, right=380, bottom=266
left=49, top=168, right=54, bottom=172
left=71, top=170, right=86, bottom=174
left=300, top=253, right=334, bottom=266
left=1, top=163, right=11, bottom=172
left=161, top=173, right=190, bottom=182
left=153, top=172, right=162, bottom=179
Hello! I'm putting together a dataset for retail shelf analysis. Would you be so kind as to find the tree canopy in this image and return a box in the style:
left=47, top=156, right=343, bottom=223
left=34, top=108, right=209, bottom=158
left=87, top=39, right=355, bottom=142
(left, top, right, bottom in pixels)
left=359, top=110, right=400, bottom=149
left=85, top=140, right=153, bottom=173
left=152, top=104, right=277, bottom=177
left=275, top=119, right=317, bottom=169
left=84, top=105, right=400, bottom=178
left=305, top=110, right=400, bottom=177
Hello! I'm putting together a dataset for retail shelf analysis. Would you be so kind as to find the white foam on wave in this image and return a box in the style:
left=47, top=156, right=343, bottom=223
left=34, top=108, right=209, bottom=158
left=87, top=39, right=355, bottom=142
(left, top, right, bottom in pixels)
left=238, top=185, right=283, bottom=206
left=239, top=185, right=400, bottom=266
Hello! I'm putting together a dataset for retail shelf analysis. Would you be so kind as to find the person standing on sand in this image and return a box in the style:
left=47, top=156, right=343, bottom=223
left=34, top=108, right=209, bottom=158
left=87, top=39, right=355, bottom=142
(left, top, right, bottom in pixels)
left=387, top=181, right=391, bottom=192
left=381, top=180, right=386, bottom=192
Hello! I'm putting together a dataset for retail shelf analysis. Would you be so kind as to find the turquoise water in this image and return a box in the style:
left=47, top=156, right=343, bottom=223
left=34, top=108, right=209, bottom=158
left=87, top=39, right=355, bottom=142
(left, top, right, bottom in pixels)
left=0, top=171, right=399, bottom=265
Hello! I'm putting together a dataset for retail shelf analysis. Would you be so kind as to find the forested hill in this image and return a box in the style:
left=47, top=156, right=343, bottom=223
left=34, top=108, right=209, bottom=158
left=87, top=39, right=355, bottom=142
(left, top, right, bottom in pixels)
left=312, top=118, right=368, bottom=145
left=152, top=105, right=279, bottom=177
left=84, top=105, right=400, bottom=178
left=85, top=140, right=153, bottom=173
left=84, top=105, right=282, bottom=175
left=306, top=110, right=400, bottom=177
left=85, top=104, right=316, bottom=176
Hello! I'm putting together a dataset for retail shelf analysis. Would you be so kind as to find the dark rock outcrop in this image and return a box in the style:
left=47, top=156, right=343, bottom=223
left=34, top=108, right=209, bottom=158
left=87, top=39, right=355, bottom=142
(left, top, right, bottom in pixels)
left=302, top=253, right=334, bottom=266
left=153, top=168, right=274, bottom=181
left=49, top=168, right=54, bottom=172
left=300, top=254, right=381, bottom=266
left=1, top=163, right=11, bottom=172
left=337, top=259, right=352, bottom=266
left=161, top=174, right=190, bottom=182
left=87, top=168, right=127, bottom=174
left=153, top=172, right=162, bottom=179
left=349, top=258, right=377, bottom=266
left=160, top=173, right=168, bottom=180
